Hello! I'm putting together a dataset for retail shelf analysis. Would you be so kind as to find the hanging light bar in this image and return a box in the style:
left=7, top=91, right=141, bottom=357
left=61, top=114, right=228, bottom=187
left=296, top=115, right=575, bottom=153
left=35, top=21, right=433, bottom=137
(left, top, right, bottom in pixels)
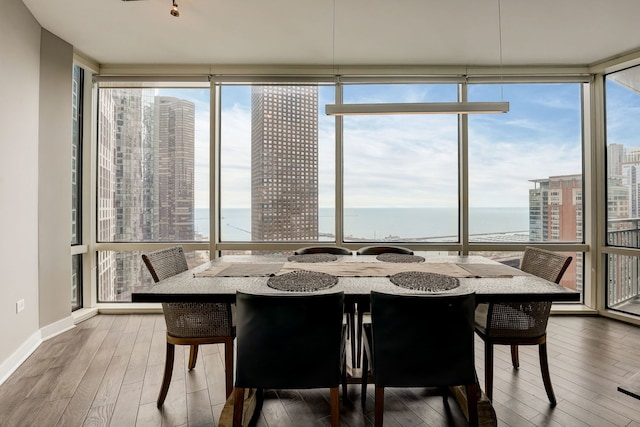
left=325, top=101, right=509, bottom=116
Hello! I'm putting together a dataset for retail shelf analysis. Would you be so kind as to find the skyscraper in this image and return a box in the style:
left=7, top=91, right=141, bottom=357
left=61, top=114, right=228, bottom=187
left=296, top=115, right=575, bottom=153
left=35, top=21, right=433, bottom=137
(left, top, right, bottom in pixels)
left=98, top=88, right=154, bottom=301
left=154, top=96, right=195, bottom=241
left=250, top=86, right=319, bottom=241
left=97, top=90, right=195, bottom=300
left=621, top=147, right=640, bottom=218
left=529, top=174, right=582, bottom=290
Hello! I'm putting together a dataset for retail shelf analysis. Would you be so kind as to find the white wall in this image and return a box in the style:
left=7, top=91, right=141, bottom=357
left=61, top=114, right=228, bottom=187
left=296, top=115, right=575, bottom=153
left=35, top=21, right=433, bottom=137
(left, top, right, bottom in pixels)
left=0, top=0, right=43, bottom=367
left=0, top=0, right=75, bottom=380
left=38, top=29, right=73, bottom=328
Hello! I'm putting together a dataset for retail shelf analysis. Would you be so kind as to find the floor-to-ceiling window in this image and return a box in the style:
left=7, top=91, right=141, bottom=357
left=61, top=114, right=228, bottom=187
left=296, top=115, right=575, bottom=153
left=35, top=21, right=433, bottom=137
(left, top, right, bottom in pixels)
left=341, top=83, right=459, bottom=243
left=71, top=64, right=83, bottom=311
left=94, top=75, right=590, bottom=305
left=468, top=82, right=585, bottom=295
left=96, top=82, right=210, bottom=302
left=605, top=65, right=640, bottom=315
left=218, top=83, right=335, bottom=247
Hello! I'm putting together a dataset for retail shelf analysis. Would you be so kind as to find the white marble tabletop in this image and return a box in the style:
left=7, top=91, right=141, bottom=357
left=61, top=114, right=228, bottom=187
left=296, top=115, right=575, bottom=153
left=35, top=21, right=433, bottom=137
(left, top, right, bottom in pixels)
left=132, top=253, right=580, bottom=304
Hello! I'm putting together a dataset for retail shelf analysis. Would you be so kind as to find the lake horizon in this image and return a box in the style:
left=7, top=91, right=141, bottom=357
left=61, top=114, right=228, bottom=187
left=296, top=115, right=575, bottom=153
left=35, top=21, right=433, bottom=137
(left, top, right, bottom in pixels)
left=195, top=207, right=530, bottom=242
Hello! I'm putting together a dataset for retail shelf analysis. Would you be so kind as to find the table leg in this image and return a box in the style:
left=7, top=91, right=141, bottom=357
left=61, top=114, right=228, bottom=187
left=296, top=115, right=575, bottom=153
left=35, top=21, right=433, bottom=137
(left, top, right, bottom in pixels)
left=450, top=385, right=497, bottom=427
left=219, top=387, right=260, bottom=427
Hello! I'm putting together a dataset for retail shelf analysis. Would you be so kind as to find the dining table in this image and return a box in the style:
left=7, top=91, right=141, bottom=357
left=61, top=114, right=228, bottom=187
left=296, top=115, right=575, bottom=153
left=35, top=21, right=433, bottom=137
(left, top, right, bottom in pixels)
left=132, top=252, right=580, bottom=305
left=132, top=252, right=580, bottom=427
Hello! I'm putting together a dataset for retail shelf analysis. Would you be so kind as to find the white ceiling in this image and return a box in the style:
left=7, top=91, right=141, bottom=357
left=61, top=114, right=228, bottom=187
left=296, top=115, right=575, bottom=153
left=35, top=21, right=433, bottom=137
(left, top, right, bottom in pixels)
left=21, top=0, right=640, bottom=67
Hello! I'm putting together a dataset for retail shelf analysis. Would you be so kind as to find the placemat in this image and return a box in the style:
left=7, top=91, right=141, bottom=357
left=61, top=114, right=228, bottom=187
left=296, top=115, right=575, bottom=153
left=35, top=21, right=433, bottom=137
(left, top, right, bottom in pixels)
left=194, top=263, right=283, bottom=277
left=457, top=263, right=528, bottom=278
left=276, top=262, right=474, bottom=277
left=267, top=270, right=338, bottom=292
left=287, top=253, right=338, bottom=263
left=376, top=253, right=425, bottom=263
left=390, top=271, right=460, bottom=292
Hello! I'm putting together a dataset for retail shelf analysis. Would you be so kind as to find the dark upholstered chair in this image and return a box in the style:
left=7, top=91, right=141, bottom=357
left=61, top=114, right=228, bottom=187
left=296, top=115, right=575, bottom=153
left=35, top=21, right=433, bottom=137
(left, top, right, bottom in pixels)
left=362, top=291, right=479, bottom=427
left=293, top=245, right=358, bottom=368
left=142, top=246, right=236, bottom=406
left=354, top=245, right=413, bottom=367
left=474, top=247, right=572, bottom=407
left=294, top=246, right=352, bottom=255
left=356, top=245, right=413, bottom=255
left=233, top=292, right=347, bottom=427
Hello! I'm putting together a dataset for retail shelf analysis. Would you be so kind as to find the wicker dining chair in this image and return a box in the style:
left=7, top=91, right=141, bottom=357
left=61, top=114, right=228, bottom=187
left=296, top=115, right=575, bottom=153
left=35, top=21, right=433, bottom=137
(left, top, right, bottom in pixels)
left=142, top=246, right=236, bottom=407
left=474, top=247, right=572, bottom=407
left=361, top=291, right=480, bottom=427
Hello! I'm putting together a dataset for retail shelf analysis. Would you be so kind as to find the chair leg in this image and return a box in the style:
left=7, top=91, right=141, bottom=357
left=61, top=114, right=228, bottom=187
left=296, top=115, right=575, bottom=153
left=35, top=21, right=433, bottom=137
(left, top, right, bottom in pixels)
left=340, top=324, right=349, bottom=403
left=510, top=344, right=519, bottom=369
left=356, top=310, right=364, bottom=368
left=157, top=341, right=175, bottom=408
left=361, top=347, right=369, bottom=406
left=348, top=311, right=356, bottom=368
left=330, top=387, right=340, bottom=427
left=232, top=387, right=245, bottom=427
left=374, top=386, right=385, bottom=427
left=484, top=341, right=494, bottom=401
left=465, top=383, right=480, bottom=427
left=188, top=344, right=199, bottom=370
left=224, top=338, right=234, bottom=398
left=341, top=357, right=348, bottom=403
left=539, top=342, right=557, bottom=407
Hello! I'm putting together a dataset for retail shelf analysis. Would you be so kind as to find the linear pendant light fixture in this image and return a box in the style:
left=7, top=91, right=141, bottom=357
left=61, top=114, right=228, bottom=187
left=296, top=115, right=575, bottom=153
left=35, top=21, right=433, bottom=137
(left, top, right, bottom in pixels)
left=325, top=101, right=509, bottom=115
left=325, top=0, right=509, bottom=116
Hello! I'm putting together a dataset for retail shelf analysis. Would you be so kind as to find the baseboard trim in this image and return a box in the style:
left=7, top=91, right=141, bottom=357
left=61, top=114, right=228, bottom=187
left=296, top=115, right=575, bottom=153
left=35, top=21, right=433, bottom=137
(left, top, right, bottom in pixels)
left=40, top=315, right=76, bottom=341
left=0, top=314, right=78, bottom=387
left=0, top=330, right=41, bottom=386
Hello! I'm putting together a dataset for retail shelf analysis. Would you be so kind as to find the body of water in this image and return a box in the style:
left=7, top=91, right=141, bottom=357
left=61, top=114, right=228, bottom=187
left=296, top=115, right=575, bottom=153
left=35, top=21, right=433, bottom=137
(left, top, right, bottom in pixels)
left=195, top=207, right=529, bottom=242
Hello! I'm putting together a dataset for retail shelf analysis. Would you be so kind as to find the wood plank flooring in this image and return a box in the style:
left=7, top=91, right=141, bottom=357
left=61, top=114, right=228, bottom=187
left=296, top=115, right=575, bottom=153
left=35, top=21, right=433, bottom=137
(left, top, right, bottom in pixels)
left=1, top=314, right=639, bottom=426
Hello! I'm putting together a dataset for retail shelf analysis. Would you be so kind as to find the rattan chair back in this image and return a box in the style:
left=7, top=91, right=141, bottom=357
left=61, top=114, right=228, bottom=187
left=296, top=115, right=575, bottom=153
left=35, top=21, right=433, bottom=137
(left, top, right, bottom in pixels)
left=142, top=246, right=234, bottom=339
left=482, top=248, right=571, bottom=339
left=142, top=246, right=188, bottom=282
left=520, top=246, right=573, bottom=284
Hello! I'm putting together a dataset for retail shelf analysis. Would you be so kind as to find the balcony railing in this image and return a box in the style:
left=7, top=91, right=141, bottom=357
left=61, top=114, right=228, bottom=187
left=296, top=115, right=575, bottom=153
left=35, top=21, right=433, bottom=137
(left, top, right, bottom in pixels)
left=607, top=222, right=640, bottom=314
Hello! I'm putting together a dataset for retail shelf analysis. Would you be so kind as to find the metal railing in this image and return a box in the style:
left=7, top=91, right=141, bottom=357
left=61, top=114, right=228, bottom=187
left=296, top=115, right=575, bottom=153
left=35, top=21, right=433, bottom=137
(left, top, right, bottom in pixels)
left=607, top=222, right=640, bottom=307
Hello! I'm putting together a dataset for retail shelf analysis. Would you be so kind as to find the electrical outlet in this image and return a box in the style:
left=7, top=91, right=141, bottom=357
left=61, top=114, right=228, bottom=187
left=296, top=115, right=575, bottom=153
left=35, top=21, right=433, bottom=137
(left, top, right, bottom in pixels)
left=16, top=299, right=25, bottom=313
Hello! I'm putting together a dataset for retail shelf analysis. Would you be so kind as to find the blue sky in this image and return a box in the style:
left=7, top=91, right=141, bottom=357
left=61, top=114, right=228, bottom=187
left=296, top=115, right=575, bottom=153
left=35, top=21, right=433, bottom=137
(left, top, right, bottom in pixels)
left=162, top=82, right=589, bottom=209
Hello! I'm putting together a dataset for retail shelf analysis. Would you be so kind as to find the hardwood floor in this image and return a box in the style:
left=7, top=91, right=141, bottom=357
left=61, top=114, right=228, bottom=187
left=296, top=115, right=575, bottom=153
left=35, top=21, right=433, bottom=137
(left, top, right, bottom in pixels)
left=1, top=314, right=639, bottom=426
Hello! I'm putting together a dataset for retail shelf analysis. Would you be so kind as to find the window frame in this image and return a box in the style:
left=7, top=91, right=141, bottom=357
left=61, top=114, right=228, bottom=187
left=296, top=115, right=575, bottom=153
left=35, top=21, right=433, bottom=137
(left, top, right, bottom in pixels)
left=90, top=73, right=591, bottom=307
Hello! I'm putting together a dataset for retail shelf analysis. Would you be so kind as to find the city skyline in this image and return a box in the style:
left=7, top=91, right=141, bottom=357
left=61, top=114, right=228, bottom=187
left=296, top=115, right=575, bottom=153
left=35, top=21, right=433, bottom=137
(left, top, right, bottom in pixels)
left=97, top=89, right=197, bottom=301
